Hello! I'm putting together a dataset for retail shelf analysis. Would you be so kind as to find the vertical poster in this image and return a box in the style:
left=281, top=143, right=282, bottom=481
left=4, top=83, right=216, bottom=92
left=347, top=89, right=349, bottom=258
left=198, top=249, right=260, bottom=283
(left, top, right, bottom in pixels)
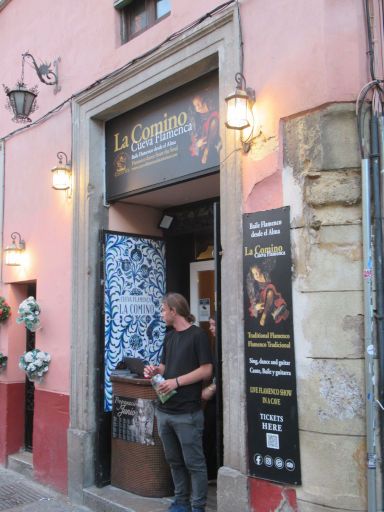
left=243, top=207, right=301, bottom=485
left=104, top=231, right=166, bottom=412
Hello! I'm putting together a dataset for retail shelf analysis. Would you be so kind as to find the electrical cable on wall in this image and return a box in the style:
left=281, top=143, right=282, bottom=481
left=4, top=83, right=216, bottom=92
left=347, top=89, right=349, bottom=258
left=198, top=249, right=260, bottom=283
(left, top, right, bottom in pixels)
left=365, top=0, right=377, bottom=80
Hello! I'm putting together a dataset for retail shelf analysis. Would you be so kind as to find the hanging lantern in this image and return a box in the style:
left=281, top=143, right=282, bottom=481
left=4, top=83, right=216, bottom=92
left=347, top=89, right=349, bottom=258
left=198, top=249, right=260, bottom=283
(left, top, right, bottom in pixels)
left=3, top=52, right=59, bottom=124
left=4, top=82, right=38, bottom=123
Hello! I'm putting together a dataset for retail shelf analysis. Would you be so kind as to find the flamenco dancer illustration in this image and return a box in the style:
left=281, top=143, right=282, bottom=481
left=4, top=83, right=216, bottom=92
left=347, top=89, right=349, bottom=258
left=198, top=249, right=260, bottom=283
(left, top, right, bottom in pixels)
left=246, top=258, right=289, bottom=327
left=189, top=91, right=220, bottom=166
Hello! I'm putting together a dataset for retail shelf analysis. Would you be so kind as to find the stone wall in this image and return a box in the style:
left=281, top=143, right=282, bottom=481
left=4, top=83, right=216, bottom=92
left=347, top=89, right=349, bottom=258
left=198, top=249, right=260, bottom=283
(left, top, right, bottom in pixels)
left=283, top=103, right=367, bottom=511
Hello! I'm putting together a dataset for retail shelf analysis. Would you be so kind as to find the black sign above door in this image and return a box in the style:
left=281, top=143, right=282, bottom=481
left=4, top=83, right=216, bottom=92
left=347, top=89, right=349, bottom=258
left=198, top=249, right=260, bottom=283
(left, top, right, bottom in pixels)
left=243, top=207, right=301, bottom=485
left=105, top=71, right=220, bottom=202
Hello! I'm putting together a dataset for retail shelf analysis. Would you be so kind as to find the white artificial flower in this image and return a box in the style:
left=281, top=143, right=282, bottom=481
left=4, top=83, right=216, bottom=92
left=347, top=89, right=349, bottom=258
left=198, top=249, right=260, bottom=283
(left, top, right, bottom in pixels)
left=45, top=354, right=51, bottom=362
left=43, top=366, right=48, bottom=372
left=35, top=360, right=43, bottom=367
left=36, top=352, right=45, bottom=360
left=28, top=364, right=36, bottom=371
left=24, top=352, right=33, bottom=363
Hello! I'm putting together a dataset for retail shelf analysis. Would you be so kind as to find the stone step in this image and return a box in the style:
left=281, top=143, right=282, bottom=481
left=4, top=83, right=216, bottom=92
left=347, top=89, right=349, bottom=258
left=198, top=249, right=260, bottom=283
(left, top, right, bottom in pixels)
left=83, top=485, right=171, bottom=512
left=83, top=482, right=217, bottom=512
left=7, top=450, right=34, bottom=481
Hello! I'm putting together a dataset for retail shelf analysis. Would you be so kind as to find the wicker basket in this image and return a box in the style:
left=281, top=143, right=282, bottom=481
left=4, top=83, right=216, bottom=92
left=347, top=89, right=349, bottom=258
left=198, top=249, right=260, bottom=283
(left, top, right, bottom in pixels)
left=111, top=375, right=173, bottom=497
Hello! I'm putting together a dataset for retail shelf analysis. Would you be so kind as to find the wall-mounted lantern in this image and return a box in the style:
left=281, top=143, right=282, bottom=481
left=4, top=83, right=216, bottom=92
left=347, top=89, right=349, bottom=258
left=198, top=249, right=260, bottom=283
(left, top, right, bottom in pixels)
left=3, top=52, right=60, bottom=123
left=225, top=72, right=255, bottom=130
left=225, top=72, right=256, bottom=152
left=4, top=232, right=26, bottom=266
left=51, top=151, right=72, bottom=193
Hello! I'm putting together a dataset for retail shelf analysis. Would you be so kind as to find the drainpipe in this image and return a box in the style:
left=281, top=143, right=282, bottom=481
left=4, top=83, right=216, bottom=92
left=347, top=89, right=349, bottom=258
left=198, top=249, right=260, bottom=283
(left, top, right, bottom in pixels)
left=371, top=98, right=384, bottom=463
left=361, top=152, right=377, bottom=512
left=378, top=107, right=384, bottom=510
left=0, top=140, right=4, bottom=283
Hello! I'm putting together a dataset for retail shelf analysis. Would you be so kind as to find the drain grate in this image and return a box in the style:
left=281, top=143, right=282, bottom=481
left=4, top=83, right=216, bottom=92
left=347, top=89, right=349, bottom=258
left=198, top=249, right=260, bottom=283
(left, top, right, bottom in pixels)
left=0, top=481, right=49, bottom=511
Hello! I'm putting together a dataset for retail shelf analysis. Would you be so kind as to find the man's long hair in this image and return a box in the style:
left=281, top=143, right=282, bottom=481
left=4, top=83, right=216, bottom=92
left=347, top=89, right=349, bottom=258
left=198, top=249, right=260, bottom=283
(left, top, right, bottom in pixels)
left=163, top=292, right=196, bottom=324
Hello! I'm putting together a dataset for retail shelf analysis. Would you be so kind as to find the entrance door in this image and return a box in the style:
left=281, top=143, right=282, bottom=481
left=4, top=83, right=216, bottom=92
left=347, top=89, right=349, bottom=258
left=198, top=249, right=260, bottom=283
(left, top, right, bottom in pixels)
left=190, top=260, right=218, bottom=480
left=190, top=260, right=215, bottom=330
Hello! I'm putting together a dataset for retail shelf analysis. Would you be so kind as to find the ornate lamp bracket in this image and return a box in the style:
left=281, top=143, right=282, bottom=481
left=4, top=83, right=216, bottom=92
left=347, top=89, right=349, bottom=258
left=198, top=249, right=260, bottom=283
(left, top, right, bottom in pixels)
left=22, top=52, right=61, bottom=94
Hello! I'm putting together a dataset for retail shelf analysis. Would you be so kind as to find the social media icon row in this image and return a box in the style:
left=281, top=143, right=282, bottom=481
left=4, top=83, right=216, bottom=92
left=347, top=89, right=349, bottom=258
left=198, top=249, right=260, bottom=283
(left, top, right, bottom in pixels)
left=253, top=453, right=295, bottom=472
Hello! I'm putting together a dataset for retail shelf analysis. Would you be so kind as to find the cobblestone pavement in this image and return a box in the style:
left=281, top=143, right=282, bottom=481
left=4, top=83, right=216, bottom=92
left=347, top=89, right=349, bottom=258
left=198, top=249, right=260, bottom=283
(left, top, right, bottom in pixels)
left=0, top=467, right=217, bottom=512
left=0, top=467, right=91, bottom=512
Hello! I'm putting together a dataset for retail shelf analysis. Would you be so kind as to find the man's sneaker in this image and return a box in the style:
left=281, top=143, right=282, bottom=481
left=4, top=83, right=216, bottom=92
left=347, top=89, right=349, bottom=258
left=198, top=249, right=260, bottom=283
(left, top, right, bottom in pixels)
left=167, top=502, right=191, bottom=512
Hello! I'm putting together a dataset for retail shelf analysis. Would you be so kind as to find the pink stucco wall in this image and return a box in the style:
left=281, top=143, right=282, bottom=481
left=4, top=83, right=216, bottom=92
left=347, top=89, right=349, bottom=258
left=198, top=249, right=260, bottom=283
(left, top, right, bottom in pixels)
left=0, top=0, right=373, bottom=498
left=0, top=0, right=371, bottom=395
left=1, top=107, right=72, bottom=393
left=0, top=0, right=367, bottom=137
left=0, top=0, right=371, bottom=404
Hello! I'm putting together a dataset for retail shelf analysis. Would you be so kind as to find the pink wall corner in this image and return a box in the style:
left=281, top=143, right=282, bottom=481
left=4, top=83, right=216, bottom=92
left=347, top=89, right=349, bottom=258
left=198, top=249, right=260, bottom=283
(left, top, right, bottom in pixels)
left=33, top=389, right=69, bottom=493
left=0, top=283, right=28, bottom=383
left=109, top=203, right=163, bottom=237
left=0, top=382, right=25, bottom=464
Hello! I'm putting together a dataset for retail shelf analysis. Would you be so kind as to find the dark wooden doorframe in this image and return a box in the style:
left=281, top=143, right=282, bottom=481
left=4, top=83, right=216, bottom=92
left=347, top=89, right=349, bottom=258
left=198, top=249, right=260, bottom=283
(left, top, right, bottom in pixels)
left=213, top=201, right=223, bottom=470
left=95, top=230, right=111, bottom=487
left=24, top=282, right=36, bottom=452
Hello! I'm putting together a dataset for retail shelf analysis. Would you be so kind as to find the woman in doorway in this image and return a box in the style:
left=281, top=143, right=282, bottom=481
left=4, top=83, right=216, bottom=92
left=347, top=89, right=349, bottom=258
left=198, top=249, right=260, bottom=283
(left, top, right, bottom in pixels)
left=201, top=317, right=217, bottom=482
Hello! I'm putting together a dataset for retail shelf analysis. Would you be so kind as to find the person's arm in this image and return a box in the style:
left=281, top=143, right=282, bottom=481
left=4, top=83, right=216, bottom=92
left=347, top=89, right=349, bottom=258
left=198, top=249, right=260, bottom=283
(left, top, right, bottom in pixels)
left=202, top=381, right=216, bottom=401
left=158, top=363, right=213, bottom=394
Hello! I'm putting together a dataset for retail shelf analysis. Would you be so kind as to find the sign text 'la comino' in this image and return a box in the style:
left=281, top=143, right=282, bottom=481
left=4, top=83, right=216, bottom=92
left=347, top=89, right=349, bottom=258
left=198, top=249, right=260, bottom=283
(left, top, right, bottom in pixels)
left=113, top=111, right=192, bottom=153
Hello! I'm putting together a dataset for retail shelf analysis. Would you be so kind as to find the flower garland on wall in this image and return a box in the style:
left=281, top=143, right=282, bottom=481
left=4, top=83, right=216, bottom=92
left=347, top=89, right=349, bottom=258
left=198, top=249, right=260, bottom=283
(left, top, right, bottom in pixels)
left=19, top=349, right=51, bottom=383
left=0, top=352, right=8, bottom=371
left=0, top=298, right=10, bottom=373
left=0, top=296, right=52, bottom=382
left=15, top=296, right=51, bottom=382
left=0, top=296, right=11, bottom=323
left=16, top=296, right=41, bottom=332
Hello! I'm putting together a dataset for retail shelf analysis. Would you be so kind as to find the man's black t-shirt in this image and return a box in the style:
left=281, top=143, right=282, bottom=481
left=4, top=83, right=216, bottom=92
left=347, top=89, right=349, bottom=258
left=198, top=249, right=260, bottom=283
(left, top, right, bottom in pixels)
left=158, top=325, right=213, bottom=414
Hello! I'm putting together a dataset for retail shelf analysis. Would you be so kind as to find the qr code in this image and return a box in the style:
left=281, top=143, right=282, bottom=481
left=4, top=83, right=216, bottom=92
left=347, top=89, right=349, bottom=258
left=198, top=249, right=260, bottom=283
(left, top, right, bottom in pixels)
left=266, top=433, right=279, bottom=450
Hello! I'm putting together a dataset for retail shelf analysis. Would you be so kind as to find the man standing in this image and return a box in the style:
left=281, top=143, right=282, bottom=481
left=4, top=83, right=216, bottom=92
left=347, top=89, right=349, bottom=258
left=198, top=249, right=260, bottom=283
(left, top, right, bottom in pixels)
left=144, top=293, right=213, bottom=512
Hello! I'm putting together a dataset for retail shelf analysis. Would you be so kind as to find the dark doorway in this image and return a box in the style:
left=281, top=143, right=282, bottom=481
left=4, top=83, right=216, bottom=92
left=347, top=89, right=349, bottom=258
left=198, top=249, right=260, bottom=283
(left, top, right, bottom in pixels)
left=24, top=282, right=36, bottom=452
left=162, top=198, right=223, bottom=477
left=164, top=198, right=217, bottom=299
left=95, top=197, right=223, bottom=486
